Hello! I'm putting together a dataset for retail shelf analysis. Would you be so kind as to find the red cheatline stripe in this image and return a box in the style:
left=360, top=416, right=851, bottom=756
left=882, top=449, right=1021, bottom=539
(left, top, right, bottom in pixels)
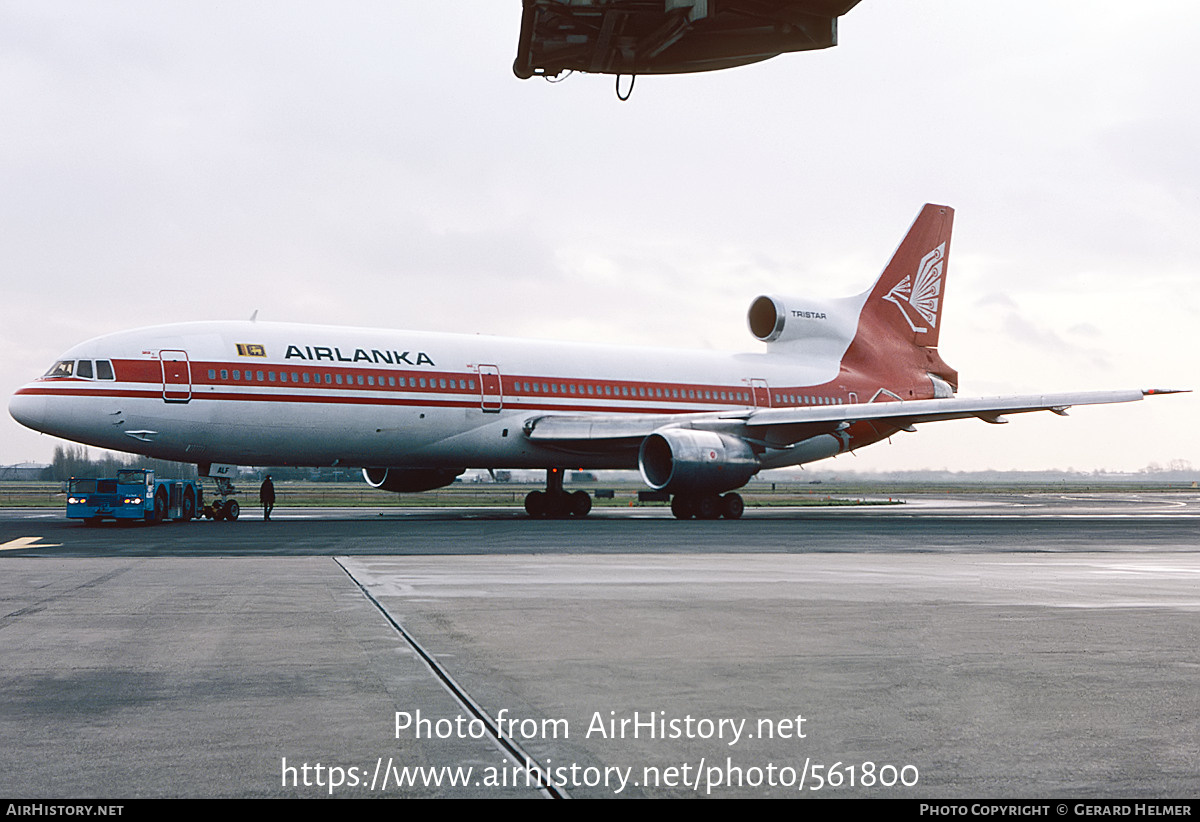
left=31, top=358, right=850, bottom=408
left=14, top=385, right=718, bottom=415
left=116, top=358, right=781, bottom=403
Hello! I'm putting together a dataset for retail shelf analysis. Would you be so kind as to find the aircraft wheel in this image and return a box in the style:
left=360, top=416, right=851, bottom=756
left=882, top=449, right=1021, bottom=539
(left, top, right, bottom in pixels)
left=211, top=500, right=226, bottom=521
left=721, top=492, right=744, bottom=520
left=570, top=490, right=592, bottom=517
left=524, top=490, right=547, bottom=518
left=695, top=494, right=723, bottom=520
left=224, top=500, right=240, bottom=521
left=545, top=493, right=571, bottom=519
left=182, top=488, right=196, bottom=522
left=670, top=495, right=694, bottom=520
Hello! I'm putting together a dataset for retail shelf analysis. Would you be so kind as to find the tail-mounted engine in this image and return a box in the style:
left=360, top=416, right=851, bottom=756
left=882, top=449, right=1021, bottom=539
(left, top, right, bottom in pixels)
left=362, top=467, right=464, bottom=493
left=747, top=293, right=863, bottom=359
left=638, top=429, right=758, bottom=495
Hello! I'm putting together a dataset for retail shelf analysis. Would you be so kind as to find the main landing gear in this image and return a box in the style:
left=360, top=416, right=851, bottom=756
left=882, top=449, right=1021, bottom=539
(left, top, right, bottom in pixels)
left=670, top=492, right=744, bottom=520
left=524, top=468, right=592, bottom=519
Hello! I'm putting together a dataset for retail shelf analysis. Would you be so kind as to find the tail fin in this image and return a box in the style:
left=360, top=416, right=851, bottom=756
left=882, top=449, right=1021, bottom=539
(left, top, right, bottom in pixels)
left=841, top=204, right=958, bottom=392
left=863, top=203, right=953, bottom=348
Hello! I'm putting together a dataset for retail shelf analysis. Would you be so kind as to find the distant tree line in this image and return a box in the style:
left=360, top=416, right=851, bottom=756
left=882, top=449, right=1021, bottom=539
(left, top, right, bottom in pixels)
left=40, top=445, right=360, bottom=483
left=46, top=445, right=199, bottom=482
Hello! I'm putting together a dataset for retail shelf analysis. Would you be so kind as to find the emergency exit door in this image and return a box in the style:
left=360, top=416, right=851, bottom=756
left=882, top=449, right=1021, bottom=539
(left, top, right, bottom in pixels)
left=478, top=364, right=503, bottom=413
left=750, top=378, right=772, bottom=409
left=160, top=350, right=192, bottom=403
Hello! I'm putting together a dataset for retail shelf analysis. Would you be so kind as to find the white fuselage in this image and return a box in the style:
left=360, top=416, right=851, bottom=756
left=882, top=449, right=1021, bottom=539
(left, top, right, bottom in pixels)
left=10, top=320, right=857, bottom=471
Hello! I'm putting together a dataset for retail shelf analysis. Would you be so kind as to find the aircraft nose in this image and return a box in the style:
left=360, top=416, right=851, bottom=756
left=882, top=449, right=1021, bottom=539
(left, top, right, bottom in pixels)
left=8, top=390, right=47, bottom=433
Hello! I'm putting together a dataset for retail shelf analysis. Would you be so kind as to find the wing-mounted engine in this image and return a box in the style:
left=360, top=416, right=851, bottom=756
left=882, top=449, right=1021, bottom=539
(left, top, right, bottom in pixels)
left=746, top=293, right=865, bottom=360
left=362, top=467, right=464, bottom=493
left=638, top=428, right=759, bottom=494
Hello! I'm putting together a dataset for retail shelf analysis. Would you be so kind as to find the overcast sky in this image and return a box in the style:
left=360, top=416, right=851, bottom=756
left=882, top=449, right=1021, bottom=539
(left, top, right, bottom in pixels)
left=2, top=0, right=1196, bottom=473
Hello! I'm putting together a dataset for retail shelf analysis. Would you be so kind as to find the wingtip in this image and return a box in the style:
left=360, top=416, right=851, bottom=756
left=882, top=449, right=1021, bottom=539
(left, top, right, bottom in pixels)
left=1143, top=388, right=1190, bottom=396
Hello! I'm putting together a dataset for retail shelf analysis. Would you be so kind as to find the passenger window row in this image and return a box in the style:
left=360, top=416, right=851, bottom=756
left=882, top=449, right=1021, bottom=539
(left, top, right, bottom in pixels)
left=506, top=382, right=845, bottom=407
left=206, top=368, right=477, bottom=392
left=507, top=380, right=754, bottom=404
left=199, top=367, right=849, bottom=408
left=776, top=393, right=844, bottom=406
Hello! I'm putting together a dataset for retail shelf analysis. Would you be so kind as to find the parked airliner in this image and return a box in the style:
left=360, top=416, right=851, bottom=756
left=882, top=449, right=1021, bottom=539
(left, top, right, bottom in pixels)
left=8, top=205, right=1182, bottom=519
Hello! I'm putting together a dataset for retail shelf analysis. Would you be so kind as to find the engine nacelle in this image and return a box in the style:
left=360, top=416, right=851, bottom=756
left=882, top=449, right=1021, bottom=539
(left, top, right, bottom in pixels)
left=638, top=429, right=758, bottom=495
left=362, top=467, right=464, bottom=493
left=747, top=293, right=863, bottom=359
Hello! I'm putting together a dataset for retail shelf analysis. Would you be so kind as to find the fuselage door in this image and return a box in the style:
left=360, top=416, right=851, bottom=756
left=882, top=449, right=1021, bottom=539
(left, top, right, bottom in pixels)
left=750, top=378, right=772, bottom=409
left=160, top=350, right=192, bottom=403
left=478, top=364, right=503, bottom=413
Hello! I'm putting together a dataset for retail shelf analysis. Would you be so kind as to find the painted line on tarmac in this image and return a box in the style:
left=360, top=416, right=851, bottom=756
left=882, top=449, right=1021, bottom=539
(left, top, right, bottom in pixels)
left=0, top=536, right=62, bottom=551
left=333, top=556, right=568, bottom=799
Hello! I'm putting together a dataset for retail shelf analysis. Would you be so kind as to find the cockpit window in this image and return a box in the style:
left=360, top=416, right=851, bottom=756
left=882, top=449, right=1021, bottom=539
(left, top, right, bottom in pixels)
left=44, top=360, right=74, bottom=378
left=42, top=358, right=114, bottom=380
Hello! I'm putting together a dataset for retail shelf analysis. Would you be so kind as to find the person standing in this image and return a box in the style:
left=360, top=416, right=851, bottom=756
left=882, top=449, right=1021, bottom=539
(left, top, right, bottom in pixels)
left=260, top=474, right=276, bottom=521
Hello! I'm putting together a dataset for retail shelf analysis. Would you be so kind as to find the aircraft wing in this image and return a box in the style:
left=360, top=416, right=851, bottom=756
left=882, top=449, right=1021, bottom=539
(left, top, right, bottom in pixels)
left=523, top=389, right=1183, bottom=449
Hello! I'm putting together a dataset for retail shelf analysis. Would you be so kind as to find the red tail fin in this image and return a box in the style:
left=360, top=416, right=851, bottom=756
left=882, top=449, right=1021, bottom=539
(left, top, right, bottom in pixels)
left=865, top=203, right=953, bottom=348
left=842, top=204, right=958, bottom=393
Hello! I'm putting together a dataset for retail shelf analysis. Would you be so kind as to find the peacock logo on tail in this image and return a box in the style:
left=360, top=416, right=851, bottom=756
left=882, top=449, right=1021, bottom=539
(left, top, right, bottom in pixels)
left=883, top=243, right=945, bottom=333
